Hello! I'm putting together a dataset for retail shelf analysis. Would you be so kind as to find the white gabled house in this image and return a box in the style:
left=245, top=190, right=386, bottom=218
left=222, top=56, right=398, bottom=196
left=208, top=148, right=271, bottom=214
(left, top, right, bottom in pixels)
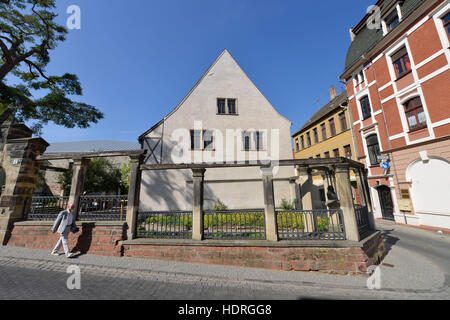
left=138, top=49, right=294, bottom=211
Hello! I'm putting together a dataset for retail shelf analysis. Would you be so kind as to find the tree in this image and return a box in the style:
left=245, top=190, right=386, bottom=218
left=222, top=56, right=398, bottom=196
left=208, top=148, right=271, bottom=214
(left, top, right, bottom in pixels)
left=120, top=160, right=130, bottom=194
left=0, top=0, right=103, bottom=133
left=58, top=158, right=125, bottom=195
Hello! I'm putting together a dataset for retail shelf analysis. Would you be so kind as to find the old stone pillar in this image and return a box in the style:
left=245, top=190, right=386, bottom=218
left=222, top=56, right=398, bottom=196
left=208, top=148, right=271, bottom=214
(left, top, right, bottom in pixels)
left=298, top=166, right=316, bottom=232
left=335, top=164, right=360, bottom=241
left=360, top=168, right=376, bottom=230
left=289, top=176, right=301, bottom=210
left=262, top=169, right=278, bottom=242
left=126, top=155, right=143, bottom=240
left=192, top=168, right=205, bottom=241
left=0, top=136, right=48, bottom=245
left=69, top=158, right=90, bottom=220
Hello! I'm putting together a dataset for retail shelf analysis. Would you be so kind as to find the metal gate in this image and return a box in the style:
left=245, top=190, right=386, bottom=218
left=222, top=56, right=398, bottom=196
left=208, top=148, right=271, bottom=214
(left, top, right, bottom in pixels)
left=377, top=186, right=395, bottom=221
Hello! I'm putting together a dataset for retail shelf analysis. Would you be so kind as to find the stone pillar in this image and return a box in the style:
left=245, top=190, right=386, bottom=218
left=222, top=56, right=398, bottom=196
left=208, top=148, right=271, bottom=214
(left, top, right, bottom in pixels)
left=360, top=168, right=376, bottom=230
left=289, top=176, right=301, bottom=210
left=321, top=173, right=329, bottom=202
left=262, top=170, right=278, bottom=241
left=298, top=166, right=316, bottom=232
left=126, top=155, right=143, bottom=240
left=0, top=137, right=48, bottom=245
left=192, top=168, right=205, bottom=241
left=69, top=158, right=90, bottom=220
left=335, top=164, right=360, bottom=241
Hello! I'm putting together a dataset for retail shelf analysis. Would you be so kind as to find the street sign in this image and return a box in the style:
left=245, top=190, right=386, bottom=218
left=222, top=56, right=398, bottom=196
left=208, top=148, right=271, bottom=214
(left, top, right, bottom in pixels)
left=380, top=161, right=390, bottom=170
left=377, top=155, right=389, bottom=161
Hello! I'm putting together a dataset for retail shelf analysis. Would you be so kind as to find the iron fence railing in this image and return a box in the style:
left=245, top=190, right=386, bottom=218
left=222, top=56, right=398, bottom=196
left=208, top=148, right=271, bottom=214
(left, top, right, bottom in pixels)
left=28, top=196, right=70, bottom=221
left=136, top=211, right=193, bottom=239
left=78, top=195, right=128, bottom=221
left=276, top=209, right=346, bottom=240
left=203, top=209, right=266, bottom=240
left=355, top=205, right=370, bottom=238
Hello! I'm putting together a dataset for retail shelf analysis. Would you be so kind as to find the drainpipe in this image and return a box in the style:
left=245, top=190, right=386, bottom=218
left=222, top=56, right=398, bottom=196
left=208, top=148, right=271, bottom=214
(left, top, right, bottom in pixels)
left=338, top=80, right=360, bottom=160
left=362, top=55, right=405, bottom=224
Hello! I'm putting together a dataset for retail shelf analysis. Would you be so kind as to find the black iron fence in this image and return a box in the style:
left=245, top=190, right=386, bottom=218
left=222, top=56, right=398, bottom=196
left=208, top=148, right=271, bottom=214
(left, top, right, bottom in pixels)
left=78, top=195, right=128, bottom=221
left=355, top=205, right=370, bottom=238
left=276, top=209, right=346, bottom=240
left=136, top=211, right=193, bottom=239
left=28, top=196, right=70, bottom=221
left=203, top=209, right=266, bottom=240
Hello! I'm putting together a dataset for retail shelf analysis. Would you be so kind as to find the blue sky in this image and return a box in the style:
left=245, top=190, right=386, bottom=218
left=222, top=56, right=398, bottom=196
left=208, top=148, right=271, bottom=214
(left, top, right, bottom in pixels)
left=34, top=0, right=375, bottom=143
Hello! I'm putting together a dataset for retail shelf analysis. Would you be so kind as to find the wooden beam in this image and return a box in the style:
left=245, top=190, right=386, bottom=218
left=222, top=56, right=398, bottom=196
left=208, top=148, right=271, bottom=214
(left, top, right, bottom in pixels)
left=141, top=158, right=365, bottom=171
left=37, top=149, right=146, bottom=161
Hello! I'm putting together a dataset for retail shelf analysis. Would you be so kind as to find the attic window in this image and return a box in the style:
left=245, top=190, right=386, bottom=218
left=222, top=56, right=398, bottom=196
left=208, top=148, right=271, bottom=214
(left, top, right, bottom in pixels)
left=217, top=98, right=237, bottom=115
left=383, top=8, right=400, bottom=34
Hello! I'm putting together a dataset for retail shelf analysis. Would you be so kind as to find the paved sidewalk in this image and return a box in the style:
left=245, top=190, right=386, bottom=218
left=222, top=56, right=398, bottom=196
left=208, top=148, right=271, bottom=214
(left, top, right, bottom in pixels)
left=0, top=244, right=449, bottom=299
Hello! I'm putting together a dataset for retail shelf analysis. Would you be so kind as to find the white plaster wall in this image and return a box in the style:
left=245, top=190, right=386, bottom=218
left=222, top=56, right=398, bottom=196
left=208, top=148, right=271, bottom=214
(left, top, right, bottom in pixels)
left=139, top=50, right=294, bottom=211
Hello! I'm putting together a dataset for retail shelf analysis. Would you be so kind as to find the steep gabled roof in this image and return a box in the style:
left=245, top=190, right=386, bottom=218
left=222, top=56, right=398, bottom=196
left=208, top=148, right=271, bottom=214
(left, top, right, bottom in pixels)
left=138, top=49, right=291, bottom=141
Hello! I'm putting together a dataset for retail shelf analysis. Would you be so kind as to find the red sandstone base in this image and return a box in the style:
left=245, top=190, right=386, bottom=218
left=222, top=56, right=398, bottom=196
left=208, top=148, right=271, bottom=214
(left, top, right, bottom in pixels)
left=6, top=221, right=386, bottom=275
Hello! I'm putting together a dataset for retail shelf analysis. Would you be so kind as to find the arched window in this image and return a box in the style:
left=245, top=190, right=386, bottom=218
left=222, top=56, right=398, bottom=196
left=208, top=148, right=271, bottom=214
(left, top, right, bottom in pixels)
left=404, top=97, right=427, bottom=131
left=366, top=135, right=381, bottom=166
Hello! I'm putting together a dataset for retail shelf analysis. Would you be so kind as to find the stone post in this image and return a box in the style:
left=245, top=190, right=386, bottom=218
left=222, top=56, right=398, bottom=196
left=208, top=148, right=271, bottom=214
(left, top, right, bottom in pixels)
left=0, top=137, right=48, bottom=245
left=360, top=168, right=376, bottom=230
left=335, top=164, right=360, bottom=241
left=69, top=158, right=90, bottom=220
left=261, top=169, right=278, bottom=242
left=289, top=176, right=301, bottom=210
left=298, top=166, right=316, bottom=232
left=126, top=155, right=143, bottom=240
left=192, top=168, right=205, bottom=241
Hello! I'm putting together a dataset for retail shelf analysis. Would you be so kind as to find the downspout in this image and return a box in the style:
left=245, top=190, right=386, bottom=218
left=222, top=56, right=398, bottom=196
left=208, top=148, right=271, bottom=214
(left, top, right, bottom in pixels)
left=363, top=55, right=405, bottom=224
left=338, top=80, right=360, bottom=160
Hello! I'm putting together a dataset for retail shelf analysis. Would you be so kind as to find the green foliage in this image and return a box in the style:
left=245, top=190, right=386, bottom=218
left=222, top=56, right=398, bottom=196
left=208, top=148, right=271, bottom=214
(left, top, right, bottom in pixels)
left=212, top=200, right=228, bottom=211
left=0, top=0, right=103, bottom=133
left=280, top=198, right=295, bottom=210
left=120, top=161, right=131, bottom=194
left=203, top=212, right=265, bottom=228
left=58, top=158, right=124, bottom=195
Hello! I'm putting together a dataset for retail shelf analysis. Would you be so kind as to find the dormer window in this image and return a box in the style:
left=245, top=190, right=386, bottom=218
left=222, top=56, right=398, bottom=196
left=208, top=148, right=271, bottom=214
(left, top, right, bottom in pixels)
left=385, top=10, right=400, bottom=32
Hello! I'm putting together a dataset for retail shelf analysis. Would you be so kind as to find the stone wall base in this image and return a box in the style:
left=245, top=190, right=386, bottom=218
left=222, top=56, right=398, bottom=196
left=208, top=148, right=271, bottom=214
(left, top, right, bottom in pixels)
left=6, top=221, right=126, bottom=257
left=122, top=232, right=386, bottom=276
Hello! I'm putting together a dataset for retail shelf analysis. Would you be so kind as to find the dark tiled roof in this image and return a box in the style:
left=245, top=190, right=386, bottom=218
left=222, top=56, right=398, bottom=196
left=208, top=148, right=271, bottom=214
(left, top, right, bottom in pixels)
left=292, top=91, right=348, bottom=137
left=344, top=0, right=426, bottom=73
left=45, top=140, right=141, bottom=154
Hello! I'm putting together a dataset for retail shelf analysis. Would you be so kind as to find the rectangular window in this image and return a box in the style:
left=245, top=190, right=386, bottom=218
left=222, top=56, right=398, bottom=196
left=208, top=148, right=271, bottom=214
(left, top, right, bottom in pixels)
left=321, top=123, right=327, bottom=140
left=228, top=99, right=237, bottom=114
left=324, top=151, right=330, bottom=158
left=392, top=47, right=411, bottom=78
left=344, top=145, right=352, bottom=159
left=300, top=136, right=305, bottom=149
left=405, top=97, right=427, bottom=131
left=190, top=130, right=202, bottom=150
left=339, top=112, right=347, bottom=131
left=254, top=131, right=264, bottom=151
left=203, top=131, right=214, bottom=150
left=444, top=12, right=450, bottom=40
left=329, top=118, right=336, bottom=136
left=217, top=99, right=226, bottom=114
left=360, top=96, right=372, bottom=119
left=295, top=139, right=299, bottom=152
left=242, top=132, right=251, bottom=151
left=306, top=132, right=311, bottom=147
left=333, top=148, right=340, bottom=157
left=366, top=135, right=381, bottom=166
left=313, top=128, right=319, bottom=143
left=385, top=10, right=399, bottom=32
left=316, top=154, right=321, bottom=158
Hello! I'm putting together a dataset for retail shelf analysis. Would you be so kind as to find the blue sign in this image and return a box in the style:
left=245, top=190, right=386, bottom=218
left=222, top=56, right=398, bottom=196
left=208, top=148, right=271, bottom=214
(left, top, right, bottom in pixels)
left=380, top=161, right=390, bottom=170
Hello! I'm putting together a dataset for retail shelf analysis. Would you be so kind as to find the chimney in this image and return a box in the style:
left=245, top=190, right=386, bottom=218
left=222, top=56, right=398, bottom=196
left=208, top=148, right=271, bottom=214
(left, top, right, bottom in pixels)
left=329, top=86, right=338, bottom=101
left=349, top=28, right=356, bottom=42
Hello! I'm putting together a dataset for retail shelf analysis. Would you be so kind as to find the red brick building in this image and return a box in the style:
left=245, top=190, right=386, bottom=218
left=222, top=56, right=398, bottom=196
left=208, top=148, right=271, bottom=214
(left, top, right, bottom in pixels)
left=340, top=0, right=450, bottom=229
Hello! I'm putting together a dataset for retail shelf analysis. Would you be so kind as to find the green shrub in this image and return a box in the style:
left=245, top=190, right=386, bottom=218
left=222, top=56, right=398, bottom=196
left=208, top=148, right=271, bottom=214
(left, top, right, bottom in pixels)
left=212, top=200, right=228, bottom=211
left=280, top=198, right=295, bottom=210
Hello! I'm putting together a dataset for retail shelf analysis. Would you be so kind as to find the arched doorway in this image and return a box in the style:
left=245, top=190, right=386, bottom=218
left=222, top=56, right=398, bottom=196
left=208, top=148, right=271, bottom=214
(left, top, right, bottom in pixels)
left=377, top=185, right=394, bottom=221
left=406, top=157, right=450, bottom=219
